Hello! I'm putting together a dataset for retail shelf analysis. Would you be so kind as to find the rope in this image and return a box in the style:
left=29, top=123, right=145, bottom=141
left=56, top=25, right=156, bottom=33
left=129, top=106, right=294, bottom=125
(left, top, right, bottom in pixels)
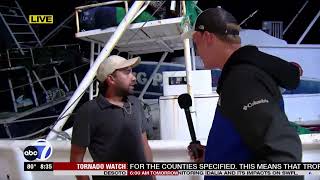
left=0, top=114, right=73, bottom=124
left=46, top=78, right=94, bottom=139
left=124, top=1, right=166, bottom=45
left=9, top=126, right=50, bottom=140
left=180, top=1, right=202, bottom=30
left=49, top=128, right=71, bottom=140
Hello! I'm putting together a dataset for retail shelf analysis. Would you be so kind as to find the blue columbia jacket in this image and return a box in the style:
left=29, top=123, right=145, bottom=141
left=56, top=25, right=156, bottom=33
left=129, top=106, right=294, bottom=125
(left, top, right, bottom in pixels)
left=204, top=46, right=303, bottom=180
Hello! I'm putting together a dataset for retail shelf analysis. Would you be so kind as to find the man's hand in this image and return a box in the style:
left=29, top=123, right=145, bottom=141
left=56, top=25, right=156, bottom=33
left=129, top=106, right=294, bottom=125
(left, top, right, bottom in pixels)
left=290, top=62, right=303, bottom=76
left=142, top=132, right=156, bottom=180
left=70, top=144, right=89, bottom=180
left=187, top=143, right=205, bottom=163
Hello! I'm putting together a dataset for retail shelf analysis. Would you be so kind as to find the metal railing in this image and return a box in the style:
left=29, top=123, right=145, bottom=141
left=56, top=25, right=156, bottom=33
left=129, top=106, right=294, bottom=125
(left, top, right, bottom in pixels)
left=0, top=44, right=85, bottom=113
left=262, top=21, right=283, bottom=39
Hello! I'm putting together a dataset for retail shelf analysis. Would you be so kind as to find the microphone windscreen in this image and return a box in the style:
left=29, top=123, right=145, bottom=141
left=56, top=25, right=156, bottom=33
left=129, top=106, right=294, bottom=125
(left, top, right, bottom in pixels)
left=178, top=93, right=192, bottom=109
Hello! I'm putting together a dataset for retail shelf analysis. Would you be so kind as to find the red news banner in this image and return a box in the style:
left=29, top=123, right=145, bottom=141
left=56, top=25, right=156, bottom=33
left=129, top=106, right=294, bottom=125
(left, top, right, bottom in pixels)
left=24, top=162, right=320, bottom=176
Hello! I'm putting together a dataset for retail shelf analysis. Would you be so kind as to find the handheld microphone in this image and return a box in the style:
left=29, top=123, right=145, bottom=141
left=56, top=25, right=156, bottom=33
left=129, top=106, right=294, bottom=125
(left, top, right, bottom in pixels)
left=178, top=93, right=201, bottom=158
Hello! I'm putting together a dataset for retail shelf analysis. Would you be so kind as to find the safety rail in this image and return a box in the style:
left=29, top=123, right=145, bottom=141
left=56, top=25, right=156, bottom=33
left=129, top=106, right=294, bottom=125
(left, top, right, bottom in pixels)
left=0, top=44, right=85, bottom=117
left=0, top=44, right=81, bottom=68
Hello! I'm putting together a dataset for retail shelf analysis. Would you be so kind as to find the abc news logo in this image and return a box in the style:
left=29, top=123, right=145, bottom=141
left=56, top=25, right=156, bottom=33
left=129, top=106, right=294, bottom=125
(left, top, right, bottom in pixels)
left=24, top=139, right=53, bottom=161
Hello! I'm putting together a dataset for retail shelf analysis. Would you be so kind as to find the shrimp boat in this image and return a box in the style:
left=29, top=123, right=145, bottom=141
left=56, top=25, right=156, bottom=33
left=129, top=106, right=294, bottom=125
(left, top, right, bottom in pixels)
left=0, top=0, right=88, bottom=139
left=0, top=1, right=319, bottom=180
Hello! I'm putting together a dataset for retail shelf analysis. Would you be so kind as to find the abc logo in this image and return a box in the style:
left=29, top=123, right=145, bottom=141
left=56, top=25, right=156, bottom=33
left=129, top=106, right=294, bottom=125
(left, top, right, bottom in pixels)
left=23, top=139, right=53, bottom=161
left=23, top=146, right=38, bottom=161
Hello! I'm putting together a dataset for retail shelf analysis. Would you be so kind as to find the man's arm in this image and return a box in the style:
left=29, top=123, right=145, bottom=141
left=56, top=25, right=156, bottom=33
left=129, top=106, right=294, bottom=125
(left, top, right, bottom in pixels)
left=70, top=144, right=89, bottom=180
left=70, top=103, right=91, bottom=180
left=142, top=132, right=153, bottom=162
left=187, top=143, right=206, bottom=163
left=138, top=99, right=153, bottom=162
left=142, top=132, right=156, bottom=180
left=222, top=66, right=302, bottom=162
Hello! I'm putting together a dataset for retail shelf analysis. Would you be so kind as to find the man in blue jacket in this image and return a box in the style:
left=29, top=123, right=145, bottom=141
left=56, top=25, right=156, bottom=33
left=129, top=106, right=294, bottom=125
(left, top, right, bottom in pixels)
left=184, top=7, right=303, bottom=180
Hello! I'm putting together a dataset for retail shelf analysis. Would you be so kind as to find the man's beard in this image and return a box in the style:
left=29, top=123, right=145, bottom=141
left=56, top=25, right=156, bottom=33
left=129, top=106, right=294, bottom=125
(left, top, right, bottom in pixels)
left=116, top=85, right=133, bottom=97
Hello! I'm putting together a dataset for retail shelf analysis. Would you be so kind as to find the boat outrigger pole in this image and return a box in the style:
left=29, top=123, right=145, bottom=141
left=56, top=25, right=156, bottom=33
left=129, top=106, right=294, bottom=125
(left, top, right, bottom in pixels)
left=182, top=1, right=197, bottom=123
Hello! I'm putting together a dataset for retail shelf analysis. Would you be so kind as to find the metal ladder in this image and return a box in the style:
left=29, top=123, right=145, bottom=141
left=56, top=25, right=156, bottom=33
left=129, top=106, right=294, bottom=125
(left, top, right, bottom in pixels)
left=0, top=0, right=42, bottom=55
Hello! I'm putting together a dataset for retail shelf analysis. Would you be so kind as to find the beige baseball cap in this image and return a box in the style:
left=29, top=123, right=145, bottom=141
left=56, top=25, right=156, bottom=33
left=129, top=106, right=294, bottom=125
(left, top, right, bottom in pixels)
left=96, top=55, right=141, bottom=82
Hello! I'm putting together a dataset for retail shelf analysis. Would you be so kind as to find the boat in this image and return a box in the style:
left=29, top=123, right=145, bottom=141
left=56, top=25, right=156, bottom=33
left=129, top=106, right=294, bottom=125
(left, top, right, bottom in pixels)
left=0, top=0, right=89, bottom=139
left=0, top=44, right=89, bottom=139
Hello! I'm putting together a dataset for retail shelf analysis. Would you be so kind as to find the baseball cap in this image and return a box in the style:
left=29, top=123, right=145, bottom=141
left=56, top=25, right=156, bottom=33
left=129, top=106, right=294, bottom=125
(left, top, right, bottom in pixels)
left=96, top=55, right=141, bottom=82
left=181, top=7, right=240, bottom=39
